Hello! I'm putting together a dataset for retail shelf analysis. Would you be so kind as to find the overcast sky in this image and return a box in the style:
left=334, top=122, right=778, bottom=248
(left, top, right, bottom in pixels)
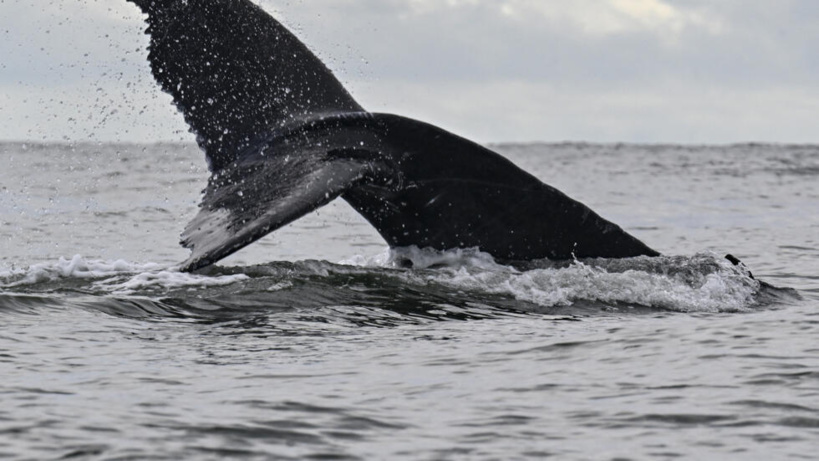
left=1, top=0, right=817, bottom=144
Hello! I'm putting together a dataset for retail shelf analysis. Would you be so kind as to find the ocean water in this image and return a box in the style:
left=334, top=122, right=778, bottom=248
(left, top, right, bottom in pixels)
left=0, top=141, right=816, bottom=460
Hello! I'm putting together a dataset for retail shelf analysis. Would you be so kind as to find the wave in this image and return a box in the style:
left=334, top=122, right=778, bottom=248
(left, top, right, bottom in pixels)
left=0, top=250, right=799, bottom=324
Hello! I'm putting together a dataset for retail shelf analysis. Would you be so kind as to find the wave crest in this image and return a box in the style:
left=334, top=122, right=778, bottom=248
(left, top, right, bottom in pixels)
left=0, top=250, right=788, bottom=320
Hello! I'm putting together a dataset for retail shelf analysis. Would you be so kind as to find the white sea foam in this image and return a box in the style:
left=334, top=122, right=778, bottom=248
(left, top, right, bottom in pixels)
left=422, top=260, right=760, bottom=313
left=0, top=255, right=248, bottom=293
left=340, top=246, right=507, bottom=271
left=96, top=269, right=249, bottom=295
left=357, top=247, right=761, bottom=313
left=338, top=248, right=393, bottom=267
left=0, top=255, right=163, bottom=286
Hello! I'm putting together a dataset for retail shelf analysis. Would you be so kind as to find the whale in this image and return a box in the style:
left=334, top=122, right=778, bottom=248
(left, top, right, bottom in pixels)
left=126, top=0, right=660, bottom=272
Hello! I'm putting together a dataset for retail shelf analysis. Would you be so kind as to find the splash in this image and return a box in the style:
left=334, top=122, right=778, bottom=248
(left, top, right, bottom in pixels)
left=340, top=246, right=503, bottom=270
left=360, top=248, right=763, bottom=313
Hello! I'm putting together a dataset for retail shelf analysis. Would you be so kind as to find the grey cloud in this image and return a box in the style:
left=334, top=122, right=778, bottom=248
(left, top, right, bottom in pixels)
left=1, top=0, right=817, bottom=143
left=275, top=0, right=818, bottom=87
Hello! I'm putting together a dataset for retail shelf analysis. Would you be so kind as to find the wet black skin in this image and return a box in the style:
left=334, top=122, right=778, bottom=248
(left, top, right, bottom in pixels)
left=126, top=0, right=659, bottom=271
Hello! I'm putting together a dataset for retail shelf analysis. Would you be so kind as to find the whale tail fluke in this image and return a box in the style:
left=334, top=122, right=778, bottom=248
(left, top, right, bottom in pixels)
left=179, top=139, right=375, bottom=271
left=128, top=0, right=174, bottom=14
left=178, top=112, right=659, bottom=272
left=127, top=0, right=659, bottom=271
left=128, top=0, right=362, bottom=172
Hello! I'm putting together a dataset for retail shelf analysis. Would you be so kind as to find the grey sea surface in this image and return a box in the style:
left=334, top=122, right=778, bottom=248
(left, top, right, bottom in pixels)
left=0, top=142, right=816, bottom=460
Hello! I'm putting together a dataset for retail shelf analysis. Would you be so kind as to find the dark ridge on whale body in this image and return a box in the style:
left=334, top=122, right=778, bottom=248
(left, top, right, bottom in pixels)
left=126, top=0, right=660, bottom=272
